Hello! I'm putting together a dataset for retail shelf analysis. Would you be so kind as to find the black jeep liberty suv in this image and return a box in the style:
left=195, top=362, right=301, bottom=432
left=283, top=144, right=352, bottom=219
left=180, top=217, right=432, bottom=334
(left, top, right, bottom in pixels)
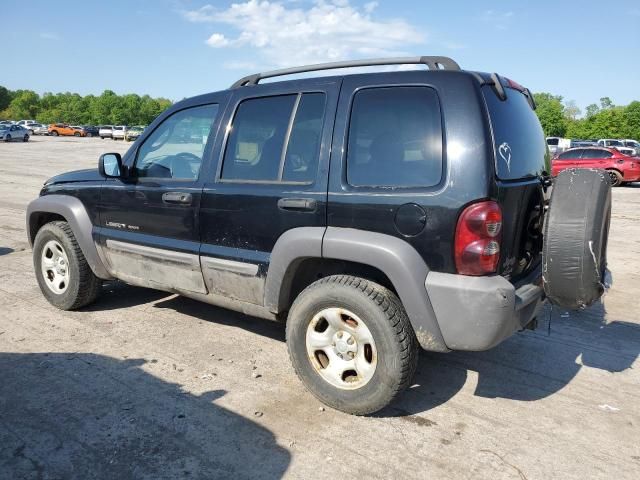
left=27, top=57, right=611, bottom=414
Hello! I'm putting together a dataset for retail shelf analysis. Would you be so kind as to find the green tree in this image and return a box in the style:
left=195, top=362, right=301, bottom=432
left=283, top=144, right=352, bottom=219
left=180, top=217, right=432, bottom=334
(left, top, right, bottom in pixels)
left=533, top=93, right=567, bottom=137
left=0, top=86, right=12, bottom=112
left=585, top=103, right=600, bottom=118
left=599, top=97, right=614, bottom=110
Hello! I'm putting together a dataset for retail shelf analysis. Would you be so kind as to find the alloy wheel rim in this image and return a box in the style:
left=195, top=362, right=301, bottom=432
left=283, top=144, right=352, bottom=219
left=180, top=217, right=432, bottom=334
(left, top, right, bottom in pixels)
left=41, top=240, right=70, bottom=294
left=305, top=307, right=377, bottom=390
left=608, top=171, right=619, bottom=186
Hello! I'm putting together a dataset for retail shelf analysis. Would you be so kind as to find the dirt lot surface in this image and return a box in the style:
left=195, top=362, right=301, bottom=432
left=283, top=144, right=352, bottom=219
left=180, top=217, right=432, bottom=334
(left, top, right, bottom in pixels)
left=0, top=136, right=638, bottom=479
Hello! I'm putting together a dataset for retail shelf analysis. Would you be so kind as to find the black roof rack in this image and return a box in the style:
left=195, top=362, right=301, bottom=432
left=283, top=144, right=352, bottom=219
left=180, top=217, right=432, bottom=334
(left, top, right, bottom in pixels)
left=231, top=56, right=461, bottom=88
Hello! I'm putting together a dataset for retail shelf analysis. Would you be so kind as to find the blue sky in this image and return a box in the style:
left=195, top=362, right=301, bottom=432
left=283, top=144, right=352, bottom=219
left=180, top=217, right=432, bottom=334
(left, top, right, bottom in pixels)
left=2, top=0, right=639, bottom=111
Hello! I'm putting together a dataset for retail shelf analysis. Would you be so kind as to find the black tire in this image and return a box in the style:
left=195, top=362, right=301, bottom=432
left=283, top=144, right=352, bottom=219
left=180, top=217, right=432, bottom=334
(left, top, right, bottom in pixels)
left=23, top=134, right=29, bottom=142
left=543, top=169, right=611, bottom=309
left=606, top=169, right=622, bottom=187
left=286, top=275, right=419, bottom=415
left=33, top=221, right=102, bottom=310
left=51, top=130, right=58, bottom=136
left=5, top=134, right=11, bottom=142
left=74, top=132, right=81, bottom=137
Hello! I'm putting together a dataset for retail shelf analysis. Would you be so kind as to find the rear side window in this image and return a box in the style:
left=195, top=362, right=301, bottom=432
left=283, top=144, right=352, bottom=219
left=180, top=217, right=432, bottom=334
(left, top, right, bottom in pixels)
left=547, top=138, right=559, bottom=146
left=222, top=93, right=325, bottom=183
left=483, top=87, right=549, bottom=179
left=346, top=87, right=443, bottom=188
left=583, top=149, right=612, bottom=159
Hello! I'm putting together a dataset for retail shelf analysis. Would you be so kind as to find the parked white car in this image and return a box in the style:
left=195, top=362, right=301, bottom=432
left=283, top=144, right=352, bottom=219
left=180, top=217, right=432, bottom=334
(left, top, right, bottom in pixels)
left=0, top=124, right=30, bottom=142
left=546, top=137, right=571, bottom=155
left=597, top=139, right=624, bottom=149
left=17, top=120, right=38, bottom=129
left=99, top=125, right=113, bottom=139
left=621, top=139, right=640, bottom=156
left=111, top=125, right=127, bottom=140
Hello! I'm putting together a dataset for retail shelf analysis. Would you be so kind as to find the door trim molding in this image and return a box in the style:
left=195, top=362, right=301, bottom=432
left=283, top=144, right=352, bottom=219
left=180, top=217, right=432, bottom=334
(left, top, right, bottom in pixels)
left=201, top=256, right=259, bottom=276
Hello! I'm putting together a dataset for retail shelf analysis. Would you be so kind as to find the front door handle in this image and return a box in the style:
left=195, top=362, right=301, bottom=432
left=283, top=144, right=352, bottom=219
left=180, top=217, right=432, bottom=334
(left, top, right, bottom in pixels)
left=277, top=197, right=317, bottom=211
left=162, top=192, right=192, bottom=205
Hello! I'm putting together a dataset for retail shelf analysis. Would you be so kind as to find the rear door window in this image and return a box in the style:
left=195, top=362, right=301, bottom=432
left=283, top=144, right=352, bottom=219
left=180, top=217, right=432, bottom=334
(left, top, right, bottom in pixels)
left=221, top=93, right=326, bottom=183
left=582, top=149, right=612, bottom=159
left=346, top=86, right=443, bottom=188
left=483, top=87, right=549, bottom=179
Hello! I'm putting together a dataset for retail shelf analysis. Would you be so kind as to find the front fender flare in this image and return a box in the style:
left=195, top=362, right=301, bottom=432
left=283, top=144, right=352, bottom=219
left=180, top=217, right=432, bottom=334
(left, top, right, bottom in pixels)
left=26, top=194, right=111, bottom=279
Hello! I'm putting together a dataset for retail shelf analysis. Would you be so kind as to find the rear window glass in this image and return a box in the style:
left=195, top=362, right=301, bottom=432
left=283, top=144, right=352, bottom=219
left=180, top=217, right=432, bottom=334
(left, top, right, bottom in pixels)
left=346, top=87, right=443, bottom=188
left=547, top=138, right=559, bottom=146
left=483, top=87, right=549, bottom=179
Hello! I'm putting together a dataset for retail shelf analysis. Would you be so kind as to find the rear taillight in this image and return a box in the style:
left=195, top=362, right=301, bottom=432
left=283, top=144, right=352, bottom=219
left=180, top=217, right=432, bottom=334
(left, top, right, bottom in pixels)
left=454, top=201, right=502, bottom=275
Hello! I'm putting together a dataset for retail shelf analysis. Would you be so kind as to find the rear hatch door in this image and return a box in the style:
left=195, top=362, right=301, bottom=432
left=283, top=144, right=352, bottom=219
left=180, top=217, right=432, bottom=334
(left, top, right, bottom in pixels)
left=482, top=79, right=549, bottom=282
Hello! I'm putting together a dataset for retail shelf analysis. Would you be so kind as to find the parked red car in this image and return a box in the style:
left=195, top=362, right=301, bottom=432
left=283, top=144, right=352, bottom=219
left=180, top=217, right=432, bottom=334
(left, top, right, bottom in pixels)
left=552, top=147, right=640, bottom=186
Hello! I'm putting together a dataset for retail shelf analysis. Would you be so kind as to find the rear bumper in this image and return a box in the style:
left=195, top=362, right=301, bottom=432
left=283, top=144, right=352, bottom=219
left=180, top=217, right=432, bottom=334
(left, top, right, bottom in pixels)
left=425, top=267, right=545, bottom=351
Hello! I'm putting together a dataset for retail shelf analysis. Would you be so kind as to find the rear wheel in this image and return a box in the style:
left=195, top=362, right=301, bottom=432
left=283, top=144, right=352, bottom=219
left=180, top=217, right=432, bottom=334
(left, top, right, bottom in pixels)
left=74, top=132, right=81, bottom=137
left=23, top=134, right=29, bottom=142
left=4, top=134, right=11, bottom=142
left=33, top=221, right=102, bottom=310
left=286, top=275, right=418, bottom=415
left=606, top=169, right=622, bottom=187
left=51, top=130, right=58, bottom=136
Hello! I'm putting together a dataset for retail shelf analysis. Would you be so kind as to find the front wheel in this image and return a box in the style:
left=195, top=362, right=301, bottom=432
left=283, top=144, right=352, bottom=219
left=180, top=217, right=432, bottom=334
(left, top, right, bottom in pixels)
left=286, top=275, right=419, bottom=415
left=5, top=134, right=11, bottom=142
left=23, top=134, right=29, bottom=142
left=33, top=221, right=102, bottom=310
left=51, top=130, right=58, bottom=136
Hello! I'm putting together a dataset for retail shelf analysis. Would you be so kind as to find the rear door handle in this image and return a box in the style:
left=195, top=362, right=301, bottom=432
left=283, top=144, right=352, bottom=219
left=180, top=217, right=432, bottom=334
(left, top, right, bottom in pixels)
left=277, top=197, right=317, bottom=211
left=162, top=192, right=193, bottom=205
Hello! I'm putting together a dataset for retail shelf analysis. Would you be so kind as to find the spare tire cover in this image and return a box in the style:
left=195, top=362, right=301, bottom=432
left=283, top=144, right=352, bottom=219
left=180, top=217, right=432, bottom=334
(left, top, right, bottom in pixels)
left=543, top=168, right=611, bottom=309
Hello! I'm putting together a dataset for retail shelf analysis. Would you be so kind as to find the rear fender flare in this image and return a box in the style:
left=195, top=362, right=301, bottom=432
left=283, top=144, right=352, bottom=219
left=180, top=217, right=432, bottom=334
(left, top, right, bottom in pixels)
left=265, top=226, right=448, bottom=352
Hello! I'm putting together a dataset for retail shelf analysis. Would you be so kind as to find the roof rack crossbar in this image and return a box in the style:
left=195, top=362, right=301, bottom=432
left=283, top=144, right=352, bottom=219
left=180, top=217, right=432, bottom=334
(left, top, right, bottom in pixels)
left=231, top=56, right=461, bottom=88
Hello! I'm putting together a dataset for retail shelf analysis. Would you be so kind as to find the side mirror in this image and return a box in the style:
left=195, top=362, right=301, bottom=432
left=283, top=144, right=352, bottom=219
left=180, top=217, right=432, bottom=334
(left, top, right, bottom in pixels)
left=99, top=152, right=124, bottom=178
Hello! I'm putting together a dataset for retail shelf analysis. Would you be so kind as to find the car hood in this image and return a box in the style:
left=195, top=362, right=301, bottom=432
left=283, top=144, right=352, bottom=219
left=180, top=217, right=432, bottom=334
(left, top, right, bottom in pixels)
left=45, top=168, right=103, bottom=185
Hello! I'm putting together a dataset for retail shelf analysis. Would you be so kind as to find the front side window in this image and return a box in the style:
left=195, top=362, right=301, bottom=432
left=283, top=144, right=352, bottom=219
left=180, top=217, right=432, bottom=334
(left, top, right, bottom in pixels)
left=221, top=93, right=326, bottom=183
left=346, top=87, right=443, bottom=188
left=135, top=104, right=219, bottom=180
left=558, top=149, right=583, bottom=159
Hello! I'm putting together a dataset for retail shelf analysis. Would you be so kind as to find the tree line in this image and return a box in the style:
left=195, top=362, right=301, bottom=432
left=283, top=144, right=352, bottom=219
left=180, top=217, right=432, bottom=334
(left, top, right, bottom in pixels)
left=533, top=93, right=640, bottom=140
left=0, top=86, right=172, bottom=126
left=1, top=84, right=638, bottom=140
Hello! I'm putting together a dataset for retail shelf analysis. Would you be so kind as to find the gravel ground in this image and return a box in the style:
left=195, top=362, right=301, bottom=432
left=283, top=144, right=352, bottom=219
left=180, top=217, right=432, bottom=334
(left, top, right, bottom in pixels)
left=0, top=136, right=638, bottom=479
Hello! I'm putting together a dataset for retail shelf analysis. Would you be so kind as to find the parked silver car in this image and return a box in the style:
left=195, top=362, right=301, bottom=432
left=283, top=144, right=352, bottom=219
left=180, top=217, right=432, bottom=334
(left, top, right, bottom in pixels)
left=29, top=123, right=49, bottom=135
left=0, top=124, right=30, bottom=142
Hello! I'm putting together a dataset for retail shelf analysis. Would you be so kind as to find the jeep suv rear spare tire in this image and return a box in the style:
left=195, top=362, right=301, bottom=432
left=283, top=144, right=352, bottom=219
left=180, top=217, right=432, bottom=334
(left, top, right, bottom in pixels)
left=543, top=168, right=611, bottom=309
left=286, top=275, right=419, bottom=415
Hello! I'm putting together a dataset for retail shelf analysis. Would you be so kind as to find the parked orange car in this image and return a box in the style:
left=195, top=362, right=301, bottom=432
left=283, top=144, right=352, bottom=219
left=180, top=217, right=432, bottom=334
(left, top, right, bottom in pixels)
left=48, top=124, right=86, bottom=137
